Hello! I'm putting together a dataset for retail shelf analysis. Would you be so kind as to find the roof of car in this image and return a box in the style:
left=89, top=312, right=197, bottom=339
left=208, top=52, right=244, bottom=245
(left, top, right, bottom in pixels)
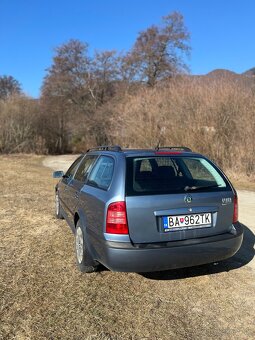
left=86, top=146, right=202, bottom=157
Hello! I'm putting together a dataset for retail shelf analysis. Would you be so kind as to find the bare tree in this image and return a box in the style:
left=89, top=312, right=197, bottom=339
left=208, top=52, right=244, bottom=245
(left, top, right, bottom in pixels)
left=89, top=50, right=119, bottom=106
left=40, top=39, right=94, bottom=153
left=127, top=12, right=190, bottom=86
left=42, top=39, right=92, bottom=109
left=0, top=75, right=22, bottom=100
left=40, top=41, right=122, bottom=152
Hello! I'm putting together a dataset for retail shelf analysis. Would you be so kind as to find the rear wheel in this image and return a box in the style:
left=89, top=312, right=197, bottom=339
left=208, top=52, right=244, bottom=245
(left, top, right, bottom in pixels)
left=75, top=221, right=98, bottom=273
left=55, top=192, right=64, bottom=219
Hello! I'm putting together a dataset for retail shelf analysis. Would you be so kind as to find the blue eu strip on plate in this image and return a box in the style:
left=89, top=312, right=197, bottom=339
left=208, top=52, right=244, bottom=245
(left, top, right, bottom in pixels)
left=163, top=216, right=168, bottom=229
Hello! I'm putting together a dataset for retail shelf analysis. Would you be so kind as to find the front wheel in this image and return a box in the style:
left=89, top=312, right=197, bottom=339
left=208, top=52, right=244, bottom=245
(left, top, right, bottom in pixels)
left=75, top=221, right=98, bottom=273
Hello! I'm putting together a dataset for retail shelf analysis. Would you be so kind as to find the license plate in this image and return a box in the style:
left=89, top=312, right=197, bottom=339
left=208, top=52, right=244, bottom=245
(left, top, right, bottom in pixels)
left=162, top=213, right=212, bottom=232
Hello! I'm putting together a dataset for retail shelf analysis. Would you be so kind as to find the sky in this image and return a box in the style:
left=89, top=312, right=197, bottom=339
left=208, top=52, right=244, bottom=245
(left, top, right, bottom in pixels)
left=1, top=0, right=255, bottom=98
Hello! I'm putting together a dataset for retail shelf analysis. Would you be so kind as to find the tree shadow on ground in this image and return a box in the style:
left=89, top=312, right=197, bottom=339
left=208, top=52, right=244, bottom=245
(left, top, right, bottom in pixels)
left=140, top=224, right=255, bottom=281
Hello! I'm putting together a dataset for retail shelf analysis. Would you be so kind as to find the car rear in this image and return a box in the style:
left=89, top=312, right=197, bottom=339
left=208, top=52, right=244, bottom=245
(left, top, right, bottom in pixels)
left=96, top=150, right=243, bottom=272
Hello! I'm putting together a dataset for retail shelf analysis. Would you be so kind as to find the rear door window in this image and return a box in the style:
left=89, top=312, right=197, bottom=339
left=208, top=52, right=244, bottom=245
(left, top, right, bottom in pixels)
left=87, top=156, right=114, bottom=190
left=126, top=156, right=230, bottom=196
left=74, top=155, right=98, bottom=182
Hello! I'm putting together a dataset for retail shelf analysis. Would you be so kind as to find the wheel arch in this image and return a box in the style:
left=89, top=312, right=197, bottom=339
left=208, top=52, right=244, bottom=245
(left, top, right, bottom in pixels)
left=74, top=208, right=98, bottom=260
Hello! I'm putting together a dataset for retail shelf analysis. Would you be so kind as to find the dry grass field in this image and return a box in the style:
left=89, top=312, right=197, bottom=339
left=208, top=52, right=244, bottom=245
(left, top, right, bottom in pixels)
left=0, top=155, right=255, bottom=339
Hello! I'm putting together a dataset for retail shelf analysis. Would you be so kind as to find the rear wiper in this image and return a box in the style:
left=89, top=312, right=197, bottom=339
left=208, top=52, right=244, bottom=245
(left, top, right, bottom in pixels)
left=184, top=184, right=220, bottom=192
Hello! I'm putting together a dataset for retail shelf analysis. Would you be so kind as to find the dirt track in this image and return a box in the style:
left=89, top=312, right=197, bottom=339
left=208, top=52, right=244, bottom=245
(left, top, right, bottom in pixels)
left=0, top=154, right=254, bottom=339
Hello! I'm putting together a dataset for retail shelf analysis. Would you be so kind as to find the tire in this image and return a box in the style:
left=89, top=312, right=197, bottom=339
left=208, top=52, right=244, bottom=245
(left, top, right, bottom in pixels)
left=55, top=191, right=64, bottom=219
left=74, top=220, right=98, bottom=273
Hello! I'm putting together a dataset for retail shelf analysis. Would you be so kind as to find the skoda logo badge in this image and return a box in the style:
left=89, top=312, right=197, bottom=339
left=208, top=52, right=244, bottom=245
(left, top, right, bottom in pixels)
left=184, top=195, right=192, bottom=204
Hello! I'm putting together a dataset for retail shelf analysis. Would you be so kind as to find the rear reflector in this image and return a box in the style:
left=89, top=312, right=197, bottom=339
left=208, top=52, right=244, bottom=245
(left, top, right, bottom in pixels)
left=106, top=201, right=129, bottom=234
left=233, top=194, right=238, bottom=223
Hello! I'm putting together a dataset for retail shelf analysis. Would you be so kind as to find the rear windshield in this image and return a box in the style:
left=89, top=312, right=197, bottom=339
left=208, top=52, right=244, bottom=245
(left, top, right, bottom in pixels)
left=125, top=156, right=231, bottom=196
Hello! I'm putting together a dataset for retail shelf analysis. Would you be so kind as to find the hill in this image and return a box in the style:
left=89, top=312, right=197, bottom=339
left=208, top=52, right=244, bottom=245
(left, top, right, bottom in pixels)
left=243, top=67, right=255, bottom=76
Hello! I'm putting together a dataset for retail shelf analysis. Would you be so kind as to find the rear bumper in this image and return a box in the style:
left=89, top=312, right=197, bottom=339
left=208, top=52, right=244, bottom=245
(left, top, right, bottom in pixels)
left=92, top=223, right=243, bottom=272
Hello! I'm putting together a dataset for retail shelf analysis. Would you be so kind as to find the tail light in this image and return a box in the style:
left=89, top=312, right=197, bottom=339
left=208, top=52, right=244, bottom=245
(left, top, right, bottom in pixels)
left=233, top=194, right=238, bottom=223
left=106, top=201, right=129, bottom=234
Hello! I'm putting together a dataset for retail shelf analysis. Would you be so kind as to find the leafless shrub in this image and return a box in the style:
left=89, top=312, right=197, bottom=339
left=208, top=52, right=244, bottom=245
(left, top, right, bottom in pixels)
left=0, top=96, right=45, bottom=154
left=106, top=76, right=255, bottom=176
left=1, top=76, right=254, bottom=178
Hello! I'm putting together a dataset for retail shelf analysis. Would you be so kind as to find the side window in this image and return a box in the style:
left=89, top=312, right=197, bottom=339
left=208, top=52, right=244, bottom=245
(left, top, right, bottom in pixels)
left=65, top=156, right=83, bottom=178
left=140, top=159, right=152, bottom=172
left=74, top=155, right=98, bottom=182
left=182, top=158, right=226, bottom=187
left=87, top=156, right=114, bottom=190
left=183, top=158, right=215, bottom=181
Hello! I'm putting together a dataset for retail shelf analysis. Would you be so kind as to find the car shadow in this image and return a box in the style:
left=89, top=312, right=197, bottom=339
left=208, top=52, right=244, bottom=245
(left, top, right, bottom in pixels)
left=140, top=223, right=255, bottom=281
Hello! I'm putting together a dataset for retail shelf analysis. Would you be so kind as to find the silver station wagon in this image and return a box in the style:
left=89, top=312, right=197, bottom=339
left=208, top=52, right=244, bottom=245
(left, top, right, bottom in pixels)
left=53, top=146, right=243, bottom=273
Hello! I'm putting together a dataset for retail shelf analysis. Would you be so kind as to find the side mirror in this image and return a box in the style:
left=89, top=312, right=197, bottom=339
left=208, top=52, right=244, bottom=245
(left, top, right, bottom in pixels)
left=53, top=170, right=64, bottom=178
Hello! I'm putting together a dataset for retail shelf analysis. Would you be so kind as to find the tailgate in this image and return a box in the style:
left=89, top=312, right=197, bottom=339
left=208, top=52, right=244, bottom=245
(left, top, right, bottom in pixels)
left=126, top=191, right=234, bottom=243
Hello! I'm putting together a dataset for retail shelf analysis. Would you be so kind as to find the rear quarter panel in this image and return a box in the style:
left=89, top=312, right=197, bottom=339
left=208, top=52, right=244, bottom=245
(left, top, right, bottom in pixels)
left=77, top=152, right=126, bottom=238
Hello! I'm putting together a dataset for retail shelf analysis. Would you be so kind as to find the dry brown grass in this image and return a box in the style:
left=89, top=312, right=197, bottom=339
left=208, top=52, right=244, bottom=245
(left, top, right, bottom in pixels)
left=0, top=155, right=255, bottom=339
left=227, top=171, right=255, bottom=191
